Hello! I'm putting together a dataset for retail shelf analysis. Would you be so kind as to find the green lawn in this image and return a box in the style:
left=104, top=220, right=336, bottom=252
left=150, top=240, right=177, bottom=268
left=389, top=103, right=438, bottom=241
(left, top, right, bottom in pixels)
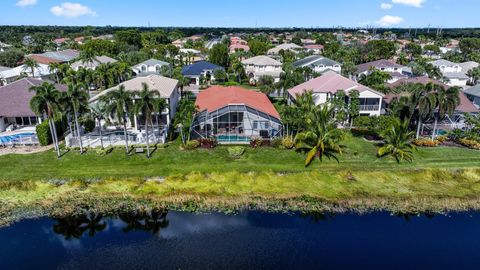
left=1, top=134, right=479, bottom=181
left=1, top=134, right=480, bottom=223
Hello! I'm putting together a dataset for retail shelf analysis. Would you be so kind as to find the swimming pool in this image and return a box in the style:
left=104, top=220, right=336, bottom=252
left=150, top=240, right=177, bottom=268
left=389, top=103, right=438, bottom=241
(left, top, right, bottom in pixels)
left=0, top=132, right=37, bottom=144
left=217, top=135, right=250, bottom=142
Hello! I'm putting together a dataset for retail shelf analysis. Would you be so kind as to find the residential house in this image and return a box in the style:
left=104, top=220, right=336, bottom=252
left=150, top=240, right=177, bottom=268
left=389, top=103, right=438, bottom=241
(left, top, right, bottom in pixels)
left=0, top=63, right=53, bottom=85
left=356, top=59, right=410, bottom=83
left=71, top=55, right=117, bottom=71
left=89, top=75, right=180, bottom=144
left=293, top=55, right=342, bottom=75
left=303, top=44, right=324, bottom=54
left=242, top=55, right=283, bottom=83
left=132, top=58, right=171, bottom=77
left=428, top=59, right=475, bottom=88
left=0, top=41, right=11, bottom=52
left=229, top=36, right=250, bottom=53
left=464, top=85, right=480, bottom=109
left=387, top=77, right=478, bottom=131
left=0, top=78, right=67, bottom=132
left=267, top=43, right=303, bottom=55
left=288, top=71, right=384, bottom=116
left=191, top=86, right=282, bottom=144
left=181, top=60, right=224, bottom=86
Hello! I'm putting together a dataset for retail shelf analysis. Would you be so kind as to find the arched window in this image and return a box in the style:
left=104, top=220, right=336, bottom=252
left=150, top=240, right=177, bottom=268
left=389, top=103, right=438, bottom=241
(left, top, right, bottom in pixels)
left=141, top=65, right=147, bottom=73
left=156, top=65, right=161, bottom=73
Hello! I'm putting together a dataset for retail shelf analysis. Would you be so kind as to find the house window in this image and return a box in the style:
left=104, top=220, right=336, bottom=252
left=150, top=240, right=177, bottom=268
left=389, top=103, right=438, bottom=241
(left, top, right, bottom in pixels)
left=141, top=65, right=147, bottom=73
left=156, top=65, right=161, bottom=73
left=253, top=121, right=269, bottom=129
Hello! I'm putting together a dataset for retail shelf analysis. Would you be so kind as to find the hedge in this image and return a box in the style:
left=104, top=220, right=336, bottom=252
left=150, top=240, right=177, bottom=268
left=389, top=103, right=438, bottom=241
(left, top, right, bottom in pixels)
left=35, top=119, right=66, bottom=146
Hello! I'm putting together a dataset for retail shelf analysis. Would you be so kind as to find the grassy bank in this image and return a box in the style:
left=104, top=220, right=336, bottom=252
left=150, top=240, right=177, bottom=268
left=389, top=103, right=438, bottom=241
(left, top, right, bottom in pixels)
left=1, top=134, right=480, bottom=224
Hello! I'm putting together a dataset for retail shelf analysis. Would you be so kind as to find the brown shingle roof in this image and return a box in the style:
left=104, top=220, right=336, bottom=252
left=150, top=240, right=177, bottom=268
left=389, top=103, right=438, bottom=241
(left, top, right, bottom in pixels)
left=0, top=78, right=67, bottom=117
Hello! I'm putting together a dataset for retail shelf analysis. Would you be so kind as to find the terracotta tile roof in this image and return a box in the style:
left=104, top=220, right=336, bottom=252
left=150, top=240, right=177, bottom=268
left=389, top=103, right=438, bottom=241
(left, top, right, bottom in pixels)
left=26, top=54, right=62, bottom=65
left=0, top=78, right=67, bottom=117
left=195, top=86, right=281, bottom=119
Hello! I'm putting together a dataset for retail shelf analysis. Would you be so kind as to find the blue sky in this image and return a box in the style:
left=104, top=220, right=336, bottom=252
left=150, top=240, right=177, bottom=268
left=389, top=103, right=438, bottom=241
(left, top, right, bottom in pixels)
left=1, top=0, right=479, bottom=28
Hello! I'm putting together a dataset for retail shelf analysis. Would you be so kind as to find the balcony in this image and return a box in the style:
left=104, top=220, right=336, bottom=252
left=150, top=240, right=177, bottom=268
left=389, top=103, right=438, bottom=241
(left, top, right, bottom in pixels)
left=359, top=105, right=380, bottom=111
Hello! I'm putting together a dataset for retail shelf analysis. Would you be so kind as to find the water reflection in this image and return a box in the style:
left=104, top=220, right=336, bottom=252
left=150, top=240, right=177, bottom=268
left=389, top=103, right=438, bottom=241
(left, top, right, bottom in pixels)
left=53, top=212, right=107, bottom=239
left=299, top=211, right=336, bottom=223
left=118, top=208, right=169, bottom=234
left=394, top=212, right=436, bottom=222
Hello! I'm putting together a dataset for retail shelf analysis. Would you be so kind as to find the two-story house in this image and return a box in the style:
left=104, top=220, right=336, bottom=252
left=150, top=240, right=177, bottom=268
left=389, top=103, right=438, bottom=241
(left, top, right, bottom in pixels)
left=241, top=55, right=283, bottom=84
left=356, top=59, right=409, bottom=83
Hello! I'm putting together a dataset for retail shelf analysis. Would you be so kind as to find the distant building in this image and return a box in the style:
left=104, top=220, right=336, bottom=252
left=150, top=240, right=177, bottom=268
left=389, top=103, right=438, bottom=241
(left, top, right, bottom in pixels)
left=132, top=58, right=171, bottom=77
left=241, top=55, right=283, bottom=84
left=71, top=55, right=117, bottom=71
left=356, top=59, right=409, bottom=83
left=293, top=55, right=341, bottom=75
left=181, top=61, right=224, bottom=85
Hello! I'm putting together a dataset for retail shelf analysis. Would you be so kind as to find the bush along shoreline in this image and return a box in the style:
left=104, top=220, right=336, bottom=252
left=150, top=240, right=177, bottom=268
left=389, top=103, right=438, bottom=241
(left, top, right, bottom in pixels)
left=2, top=168, right=480, bottom=226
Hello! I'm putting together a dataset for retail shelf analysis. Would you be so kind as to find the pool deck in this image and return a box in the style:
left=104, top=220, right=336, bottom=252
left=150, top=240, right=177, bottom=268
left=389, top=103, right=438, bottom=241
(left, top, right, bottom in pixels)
left=0, top=126, right=36, bottom=136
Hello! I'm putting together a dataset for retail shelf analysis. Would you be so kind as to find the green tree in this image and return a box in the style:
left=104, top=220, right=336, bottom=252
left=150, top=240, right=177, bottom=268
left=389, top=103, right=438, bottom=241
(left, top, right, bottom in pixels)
left=63, top=83, right=89, bottom=153
left=358, top=68, right=392, bottom=93
left=248, top=39, right=270, bottom=56
left=377, top=118, right=416, bottom=163
left=29, top=82, right=62, bottom=157
left=89, top=102, right=108, bottom=149
left=134, top=83, right=165, bottom=158
left=23, top=57, right=39, bottom=78
left=348, top=90, right=360, bottom=128
left=213, top=68, right=227, bottom=84
left=431, top=86, right=460, bottom=140
left=208, top=43, right=229, bottom=67
left=365, top=40, right=396, bottom=61
left=257, top=75, right=275, bottom=95
left=294, top=104, right=344, bottom=166
left=102, top=85, right=133, bottom=155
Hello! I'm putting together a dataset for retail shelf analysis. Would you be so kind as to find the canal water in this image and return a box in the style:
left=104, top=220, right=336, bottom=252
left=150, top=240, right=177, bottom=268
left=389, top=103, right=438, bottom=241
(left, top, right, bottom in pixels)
left=1, top=210, right=480, bottom=269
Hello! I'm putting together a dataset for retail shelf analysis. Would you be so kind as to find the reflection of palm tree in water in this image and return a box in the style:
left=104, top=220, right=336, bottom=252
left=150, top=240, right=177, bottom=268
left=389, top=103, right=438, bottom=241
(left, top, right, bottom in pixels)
left=53, top=211, right=107, bottom=239
left=119, top=208, right=169, bottom=235
left=83, top=212, right=107, bottom=237
left=395, top=212, right=435, bottom=222
left=299, top=211, right=335, bottom=223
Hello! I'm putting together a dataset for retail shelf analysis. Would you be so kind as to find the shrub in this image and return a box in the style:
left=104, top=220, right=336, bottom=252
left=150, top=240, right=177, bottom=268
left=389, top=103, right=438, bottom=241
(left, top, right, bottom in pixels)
left=436, top=135, right=448, bottom=143
left=250, top=137, right=263, bottom=148
left=228, top=146, right=245, bottom=159
left=350, top=128, right=376, bottom=137
left=36, top=121, right=52, bottom=146
left=458, top=138, right=480, bottom=150
left=82, top=118, right=96, bottom=133
left=198, top=138, right=217, bottom=148
left=184, top=140, right=200, bottom=150
left=271, top=137, right=283, bottom=148
left=96, top=147, right=113, bottom=156
left=224, top=81, right=240, bottom=86
left=282, top=136, right=295, bottom=149
left=353, top=115, right=396, bottom=136
left=448, top=129, right=466, bottom=141
left=413, top=138, right=440, bottom=147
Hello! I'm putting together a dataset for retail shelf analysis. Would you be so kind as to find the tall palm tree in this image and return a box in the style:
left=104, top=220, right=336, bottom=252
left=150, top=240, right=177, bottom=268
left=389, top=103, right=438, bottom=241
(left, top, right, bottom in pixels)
left=133, top=83, right=164, bottom=158
left=90, top=102, right=108, bottom=149
left=294, top=104, right=344, bottom=166
left=431, top=86, right=460, bottom=140
left=78, top=48, right=98, bottom=66
left=65, top=83, right=89, bottom=153
left=411, top=82, right=437, bottom=139
left=48, top=62, right=60, bottom=83
left=29, top=82, right=62, bottom=157
left=377, top=118, right=416, bottom=163
left=23, top=58, right=40, bottom=78
left=102, top=85, right=133, bottom=155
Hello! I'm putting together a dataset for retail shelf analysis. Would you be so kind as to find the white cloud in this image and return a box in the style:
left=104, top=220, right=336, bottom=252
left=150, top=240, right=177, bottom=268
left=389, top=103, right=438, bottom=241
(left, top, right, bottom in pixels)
left=392, top=0, right=426, bottom=8
left=376, top=15, right=404, bottom=26
left=16, top=0, right=37, bottom=7
left=50, top=2, right=96, bottom=18
left=381, top=3, right=393, bottom=9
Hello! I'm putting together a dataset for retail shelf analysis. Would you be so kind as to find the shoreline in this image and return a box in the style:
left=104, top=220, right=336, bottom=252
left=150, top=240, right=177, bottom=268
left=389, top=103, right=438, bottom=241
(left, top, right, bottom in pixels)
left=2, top=167, right=480, bottom=226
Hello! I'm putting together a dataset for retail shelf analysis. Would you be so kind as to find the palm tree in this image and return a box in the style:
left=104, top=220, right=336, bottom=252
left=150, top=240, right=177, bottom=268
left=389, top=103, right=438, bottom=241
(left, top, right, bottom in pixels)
left=133, top=83, right=164, bottom=158
left=90, top=102, right=108, bottom=149
left=48, top=62, right=60, bottom=83
left=102, top=85, right=133, bottom=155
left=29, top=82, right=62, bottom=157
left=431, top=86, right=460, bottom=140
left=377, top=118, right=416, bottom=163
left=411, top=83, right=437, bottom=139
left=65, top=83, right=89, bottom=153
left=294, top=104, right=344, bottom=166
left=81, top=211, right=106, bottom=237
left=23, top=58, right=40, bottom=78
left=78, top=48, right=98, bottom=66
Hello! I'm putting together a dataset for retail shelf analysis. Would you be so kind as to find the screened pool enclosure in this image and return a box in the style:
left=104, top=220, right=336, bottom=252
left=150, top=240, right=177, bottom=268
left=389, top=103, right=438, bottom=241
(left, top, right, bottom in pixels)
left=190, top=105, right=282, bottom=144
